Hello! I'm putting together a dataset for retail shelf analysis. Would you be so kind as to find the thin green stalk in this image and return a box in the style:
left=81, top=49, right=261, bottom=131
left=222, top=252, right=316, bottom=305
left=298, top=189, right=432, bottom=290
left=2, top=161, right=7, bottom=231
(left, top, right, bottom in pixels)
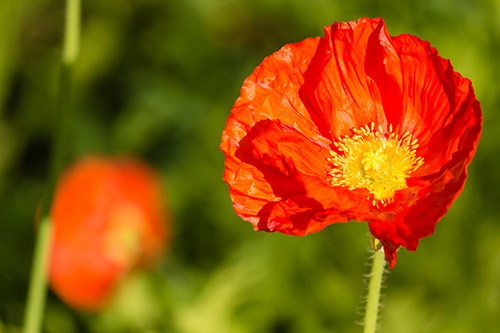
left=363, top=238, right=386, bottom=333
left=43, top=0, right=81, bottom=217
left=62, top=0, right=81, bottom=67
left=22, top=1, right=80, bottom=332
left=22, top=217, right=53, bottom=333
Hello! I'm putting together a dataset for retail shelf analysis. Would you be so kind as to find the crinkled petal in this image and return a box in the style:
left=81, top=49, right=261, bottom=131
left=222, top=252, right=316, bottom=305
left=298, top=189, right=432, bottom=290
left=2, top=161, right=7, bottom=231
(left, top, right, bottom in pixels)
left=393, top=34, right=482, bottom=176
left=311, top=18, right=404, bottom=138
left=227, top=35, right=332, bottom=145
left=224, top=118, right=344, bottom=232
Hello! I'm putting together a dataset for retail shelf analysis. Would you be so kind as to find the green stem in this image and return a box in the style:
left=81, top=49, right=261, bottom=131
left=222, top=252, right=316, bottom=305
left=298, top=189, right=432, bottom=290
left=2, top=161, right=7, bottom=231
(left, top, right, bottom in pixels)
left=43, top=0, right=80, bottom=217
left=363, top=239, right=386, bottom=333
left=22, top=217, right=53, bottom=333
left=22, top=1, right=80, bottom=332
left=62, top=0, right=81, bottom=67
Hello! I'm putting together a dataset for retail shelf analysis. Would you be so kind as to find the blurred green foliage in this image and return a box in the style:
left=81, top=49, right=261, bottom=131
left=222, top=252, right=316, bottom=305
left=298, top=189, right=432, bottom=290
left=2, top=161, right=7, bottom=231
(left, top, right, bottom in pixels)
left=0, top=0, right=499, bottom=332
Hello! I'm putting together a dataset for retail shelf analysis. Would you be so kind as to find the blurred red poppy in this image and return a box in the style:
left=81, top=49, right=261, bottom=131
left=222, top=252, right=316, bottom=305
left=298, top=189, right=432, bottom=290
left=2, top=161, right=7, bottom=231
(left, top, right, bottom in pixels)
left=220, top=17, right=482, bottom=268
left=49, top=156, right=169, bottom=311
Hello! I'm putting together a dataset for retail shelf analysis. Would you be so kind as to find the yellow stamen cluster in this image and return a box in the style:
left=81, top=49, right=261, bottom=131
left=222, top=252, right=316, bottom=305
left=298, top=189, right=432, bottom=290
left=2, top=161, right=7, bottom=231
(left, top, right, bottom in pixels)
left=327, top=123, right=424, bottom=207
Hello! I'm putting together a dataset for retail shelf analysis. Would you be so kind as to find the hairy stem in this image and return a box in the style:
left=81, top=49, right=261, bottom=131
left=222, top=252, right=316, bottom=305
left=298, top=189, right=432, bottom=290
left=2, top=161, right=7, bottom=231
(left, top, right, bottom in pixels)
left=363, top=239, right=386, bottom=333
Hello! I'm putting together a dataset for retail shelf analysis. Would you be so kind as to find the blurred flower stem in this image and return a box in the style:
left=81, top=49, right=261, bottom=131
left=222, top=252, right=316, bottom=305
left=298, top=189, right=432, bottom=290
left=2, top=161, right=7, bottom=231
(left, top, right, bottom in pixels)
left=22, top=217, right=52, bottom=333
left=22, top=0, right=80, bottom=333
left=363, top=237, right=386, bottom=333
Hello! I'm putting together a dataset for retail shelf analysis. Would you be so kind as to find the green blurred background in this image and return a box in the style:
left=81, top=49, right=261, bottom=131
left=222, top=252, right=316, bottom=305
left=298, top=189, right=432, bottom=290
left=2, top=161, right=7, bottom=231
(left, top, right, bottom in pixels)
left=0, top=0, right=499, bottom=332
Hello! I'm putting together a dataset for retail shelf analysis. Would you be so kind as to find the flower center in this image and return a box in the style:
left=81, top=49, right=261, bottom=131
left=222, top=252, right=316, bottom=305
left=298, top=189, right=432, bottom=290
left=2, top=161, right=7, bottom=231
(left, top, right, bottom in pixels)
left=327, top=123, right=424, bottom=207
left=104, top=204, right=144, bottom=268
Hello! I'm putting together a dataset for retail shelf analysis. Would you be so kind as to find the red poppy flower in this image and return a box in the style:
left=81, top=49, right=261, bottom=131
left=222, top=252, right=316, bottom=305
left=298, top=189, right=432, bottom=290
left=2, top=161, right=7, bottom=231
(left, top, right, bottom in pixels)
left=49, top=157, right=169, bottom=311
left=220, top=17, right=482, bottom=268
